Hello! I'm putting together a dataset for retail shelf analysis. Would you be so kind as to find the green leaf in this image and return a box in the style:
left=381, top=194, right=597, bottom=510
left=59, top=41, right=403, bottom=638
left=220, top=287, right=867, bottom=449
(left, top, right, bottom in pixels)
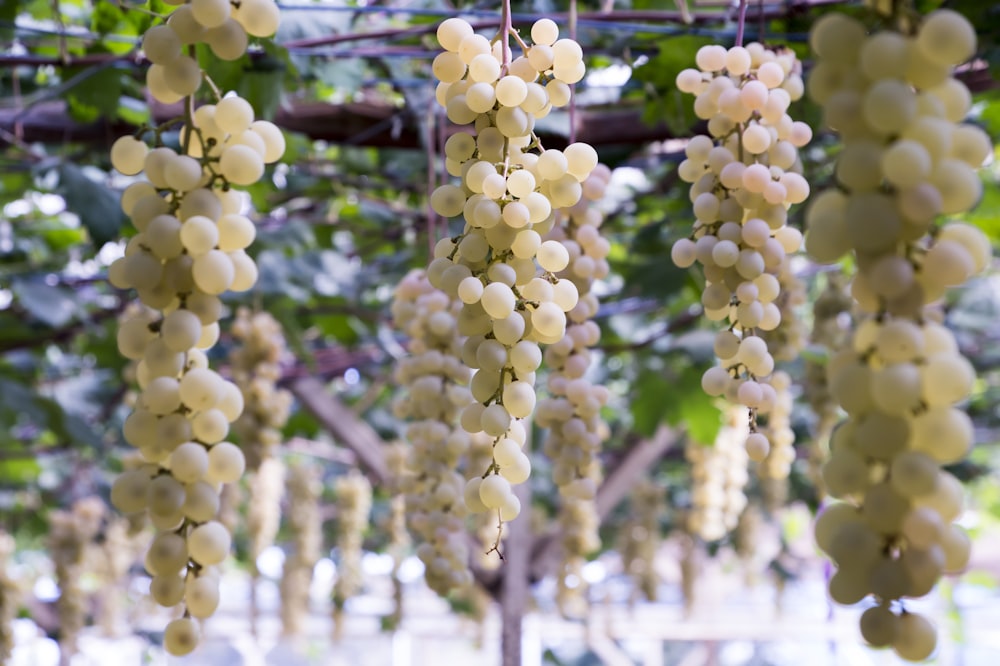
left=57, top=163, right=126, bottom=246
left=63, top=66, right=123, bottom=123
left=667, top=365, right=722, bottom=445
left=630, top=368, right=674, bottom=437
left=11, top=281, right=79, bottom=328
left=0, top=458, right=41, bottom=485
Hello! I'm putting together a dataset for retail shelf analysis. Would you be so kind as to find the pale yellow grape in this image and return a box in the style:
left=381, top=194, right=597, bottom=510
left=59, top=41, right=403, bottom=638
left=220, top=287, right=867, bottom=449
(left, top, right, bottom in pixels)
left=893, top=612, right=937, bottom=662
left=147, top=64, right=183, bottom=104
left=879, top=140, right=930, bottom=189
left=531, top=18, right=559, bottom=46
left=167, top=5, right=206, bottom=44
left=248, top=120, right=284, bottom=163
left=930, top=159, right=982, bottom=214
left=858, top=31, right=907, bottom=80
left=939, top=222, right=991, bottom=273
left=185, top=293, right=222, bottom=326
left=185, top=575, right=221, bottom=618
left=916, top=9, right=976, bottom=67
left=179, top=368, right=224, bottom=412
left=493, top=437, right=522, bottom=468
left=827, top=568, right=870, bottom=605
left=220, top=145, right=264, bottom=186
left=940, top=524, right=971, bottom=573
left=111, top=469, right=151, bottom=513
left=214, top=96, right=255, bottom=136
left=671, top=238, right=697, bottom=267
left=144, top=376, right=182, bottom=414
left=206, top=441, right=246, bottom=483
left=142, top=338, right=184, bottom=378
left=110, top=136, right=149, bottom=175
left=228, top=249, right=258, bottom=292
left=142, top=24, right=182, bottom=65
left=150, top=574, right=185, bottom=607
left=827, top=520, right=883, bottom=571
left=206, top=20, right=248, bottom=61
left=822, top=448, right=870, bottom=498
left=537, top=240, right=569, bottom=272
left=180, top=215, right=218, bottom=255
left=479, top=474, right=511, bottom=509
left=436, top=17, right=473, bottom=52
left=192, top=249, right=235, bottom=294
left=187, top=520, right=231, bottom=566
left=480, top=403, right=511, bottom=437
left=161, top=309, right=202, bottom=352
left=923, top=238, right=974, bottom=286
left=813, top=502, right=861, bottom=555
left=510, top=340, right=542, bottom=373
left=430, top=185, right=466, bottom=218
left=145, top=214, right=184, bottom=260
left=502, top=381, right=536, bottom=418
left=191, top=0, right=230, bottom=28
left=531, top=301, right=565, bottom=337
left=479, top=282, right=515, bottom=319
left=457, top=276, right=483, bottom=304
left=117, top=316, right=154, bottom=360
left=541, top=81, right=569, bottom=110
left=145, top=531, right=188, bottom=575
left=861, top=79, right=916, bottom=136
left=164, top=617, right=200, bottom=657
left=552, top=279, right=578, bottom=311
left=192, top=408, right=229, bottom=443
left=169, top=442, right=209, bottom=483
left=463, top=478, right=488, bottom=512
left=499, top=493, right=521, bottom=520
left=433, top=52, right=466, bottom=83
left=501, top=452, right=531, bottom=484
left=468, top=53, right=500, bottom=83
left=921, top=353, right=974, bottom=406
left=163, top=55, right=202, bottom=96
left=458, top=33, right=491, bottom=64
left=215, top=381, right=243, bottom=422
left=862, top=482, right=911, bottom=534
left=235, top=0, right=281, bottom=37
left=495, top=75, right=528, bottom=107
left=183, top=481, right=220, bottom=522
left=912, top=407, right=973, bottom=464
left=890, top=451, right=939, bottom=498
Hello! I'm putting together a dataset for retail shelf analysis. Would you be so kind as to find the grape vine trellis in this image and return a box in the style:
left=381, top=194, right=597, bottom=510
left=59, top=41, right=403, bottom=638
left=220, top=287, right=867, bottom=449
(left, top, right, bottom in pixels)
left=0, top=0, right=997, bottom=665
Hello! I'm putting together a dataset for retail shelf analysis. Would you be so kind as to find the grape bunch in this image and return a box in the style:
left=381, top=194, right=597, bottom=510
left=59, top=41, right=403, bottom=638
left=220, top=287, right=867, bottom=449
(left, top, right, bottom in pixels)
left=0, top=533, right=17, bottom=663
left=619, top=479, right=666, bottom=603
left=670, top=42, right=812, bottom=461
left=107, top=5, right=285, bottom=655
left=803, top=275, right=854, bottom=500
left=536, top=167, right=612, bottom=595
left=142, top=0, right=280, bottom=104
left=427, top=17, right=599, bottom=529
left=229, top=308, right=293, bottom=469
left=391, top=270, right=478, bottom=594
left=332, top=471, right=372, bottom=634
left=686, top=405, right=751, bottom=541
left=47, top=498, right=105, bottom=661
left=807, top=9, right=989, bottom=660
left=279, top=461, right=322, bottom=637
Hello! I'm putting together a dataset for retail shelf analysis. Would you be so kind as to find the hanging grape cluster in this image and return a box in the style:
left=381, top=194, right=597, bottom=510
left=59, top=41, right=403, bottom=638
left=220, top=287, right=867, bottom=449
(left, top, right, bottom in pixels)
left=0, top=532, right=15, bottom=663
left=537, top=166, right=612, bottom=601
left=427, top=16, right=598, bottom=529
left=670, top=42, right=812, bottom=462
left=108, top=1, right=284, bottom=656
left=332, top=471, right=372, bottom=632
left=806, top=9, right=988, bottom=660
left=47, top=497, right=105, bottom=660
left=803, top=275, right=854, bottom=500
left=619, top=479, right=665, bottom=603
left=280, top=460, right=322, bottom=637
left=230, top=308, right=293, bottom=469
left=391, top=269, right=478, bottom=594
left=686, top=405, right=751, bottom=541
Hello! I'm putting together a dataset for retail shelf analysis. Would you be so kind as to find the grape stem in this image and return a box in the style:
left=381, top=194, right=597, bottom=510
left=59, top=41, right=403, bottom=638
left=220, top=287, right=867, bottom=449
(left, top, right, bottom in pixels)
left=500, top=0, right=513, bottom=71
left=734, top=0, right=748, bottom=47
